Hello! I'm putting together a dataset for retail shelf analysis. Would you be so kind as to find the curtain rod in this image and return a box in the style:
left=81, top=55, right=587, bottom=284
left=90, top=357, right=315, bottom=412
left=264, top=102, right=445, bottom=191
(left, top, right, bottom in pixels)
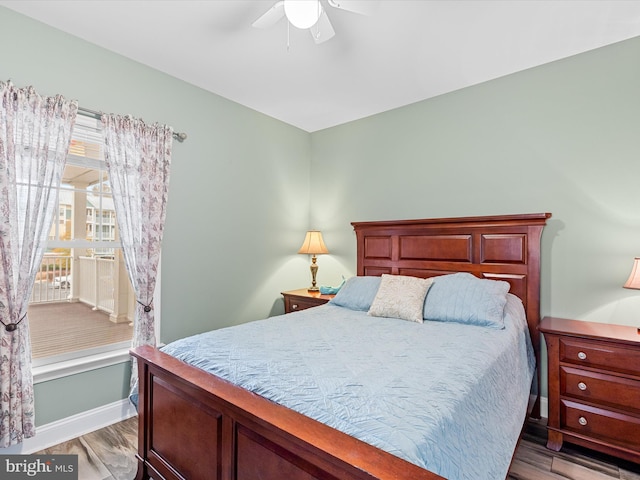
left=78, top=106, right=187, bottom=143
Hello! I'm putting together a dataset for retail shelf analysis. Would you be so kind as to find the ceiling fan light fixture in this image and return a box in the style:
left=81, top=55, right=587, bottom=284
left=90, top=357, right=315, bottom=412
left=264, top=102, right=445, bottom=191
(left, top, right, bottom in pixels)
left=284, top=0, right=323, bottom=29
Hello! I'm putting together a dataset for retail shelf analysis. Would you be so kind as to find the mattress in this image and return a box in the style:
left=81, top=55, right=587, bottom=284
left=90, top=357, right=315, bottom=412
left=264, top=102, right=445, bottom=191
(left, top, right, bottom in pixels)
left=160, top=293, right=535, bottom=480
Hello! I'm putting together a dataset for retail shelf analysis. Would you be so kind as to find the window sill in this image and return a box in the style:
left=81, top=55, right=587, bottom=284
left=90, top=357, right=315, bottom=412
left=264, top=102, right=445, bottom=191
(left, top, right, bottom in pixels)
left=33, top=348, right=131, bottom=384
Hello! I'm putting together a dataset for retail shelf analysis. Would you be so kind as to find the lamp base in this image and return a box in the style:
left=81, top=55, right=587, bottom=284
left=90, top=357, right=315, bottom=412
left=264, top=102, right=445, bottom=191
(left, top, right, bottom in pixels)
left=307, top=255, right=320, bottom=293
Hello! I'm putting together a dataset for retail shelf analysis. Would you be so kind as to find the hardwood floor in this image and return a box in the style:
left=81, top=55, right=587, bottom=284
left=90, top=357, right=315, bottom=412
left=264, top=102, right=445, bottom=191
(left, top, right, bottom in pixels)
left=34, top=416, right=138, bottom=480
left=35, top=416, right=640, bottom=480
left=509, top=420, right=640, bottom=480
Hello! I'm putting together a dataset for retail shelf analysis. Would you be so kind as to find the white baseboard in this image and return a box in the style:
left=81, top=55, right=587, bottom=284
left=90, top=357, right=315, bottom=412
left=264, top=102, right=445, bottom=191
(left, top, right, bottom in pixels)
left=540, top=395, right=548, bottom=419
left=2, top=399, right=137, bottom=454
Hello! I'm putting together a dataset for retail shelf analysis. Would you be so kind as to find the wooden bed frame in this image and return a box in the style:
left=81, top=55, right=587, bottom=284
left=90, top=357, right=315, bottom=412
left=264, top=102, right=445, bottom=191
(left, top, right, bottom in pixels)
left=131, top=213, right=551, bottom=480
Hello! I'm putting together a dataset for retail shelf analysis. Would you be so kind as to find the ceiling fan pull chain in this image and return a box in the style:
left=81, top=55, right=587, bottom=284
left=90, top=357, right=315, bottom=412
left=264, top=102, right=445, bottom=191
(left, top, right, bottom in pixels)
left=313, top=1, right=320, bottom=40
left=287, top=20, right=290, bottom=52
left=315, top=0, right=321, bottom=39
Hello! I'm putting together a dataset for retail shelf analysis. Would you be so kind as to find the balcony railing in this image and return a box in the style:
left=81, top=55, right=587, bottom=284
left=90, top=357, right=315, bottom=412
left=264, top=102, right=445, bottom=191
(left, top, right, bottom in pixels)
left=77, top=255, right=115, bottom=314
left=30, top=254, right=72, bottom=304
left=30, top=254, right=129, bottom=320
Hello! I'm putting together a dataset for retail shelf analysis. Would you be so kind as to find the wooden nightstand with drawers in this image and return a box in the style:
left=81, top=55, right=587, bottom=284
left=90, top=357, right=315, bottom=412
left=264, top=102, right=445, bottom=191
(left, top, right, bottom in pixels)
left=539, top=316, right=640, bottom=464
left=281, top=289, right=335, bottom=314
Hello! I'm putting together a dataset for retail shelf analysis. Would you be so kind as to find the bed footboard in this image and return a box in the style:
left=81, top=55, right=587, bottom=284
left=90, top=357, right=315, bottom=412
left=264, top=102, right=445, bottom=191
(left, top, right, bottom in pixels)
left=131, top=345, right=444, bottom=480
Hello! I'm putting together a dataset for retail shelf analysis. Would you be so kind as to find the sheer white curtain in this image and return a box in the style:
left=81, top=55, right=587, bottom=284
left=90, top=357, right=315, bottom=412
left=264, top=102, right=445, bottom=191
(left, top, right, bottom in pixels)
left=0, top=81, right=77, bottom=447
left=101, top=115, right=172, bottom=386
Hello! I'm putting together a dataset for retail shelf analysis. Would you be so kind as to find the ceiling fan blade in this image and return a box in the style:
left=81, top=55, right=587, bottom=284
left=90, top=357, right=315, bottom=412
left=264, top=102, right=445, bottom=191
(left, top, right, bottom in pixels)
left=310, top=10, right=335, bottom=44
left=252, top=1, right=285, bottom=28
left=327, top=0, right=379, bottom=16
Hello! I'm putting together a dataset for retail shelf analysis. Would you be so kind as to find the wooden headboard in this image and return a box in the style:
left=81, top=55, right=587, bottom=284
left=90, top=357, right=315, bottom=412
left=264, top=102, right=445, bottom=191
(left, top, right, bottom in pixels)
left=352, top=213, right=551, bottom=415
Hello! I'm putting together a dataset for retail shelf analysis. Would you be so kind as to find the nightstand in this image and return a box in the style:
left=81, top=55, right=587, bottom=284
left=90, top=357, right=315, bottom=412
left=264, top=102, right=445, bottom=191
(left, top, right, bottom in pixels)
left=539, top=316, right=640, bottom=464
left=281, top=289, right=335, bottom=314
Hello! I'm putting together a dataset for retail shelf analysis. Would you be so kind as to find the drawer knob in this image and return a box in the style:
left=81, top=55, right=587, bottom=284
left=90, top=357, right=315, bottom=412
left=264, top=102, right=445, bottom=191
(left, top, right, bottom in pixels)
left=578, top=382, right=587, bottom=391
left=292, top=304, right=299, bottom=310
left=578, top=416, right=588, bottom=426
left=577, top=351, right=587, bottom=360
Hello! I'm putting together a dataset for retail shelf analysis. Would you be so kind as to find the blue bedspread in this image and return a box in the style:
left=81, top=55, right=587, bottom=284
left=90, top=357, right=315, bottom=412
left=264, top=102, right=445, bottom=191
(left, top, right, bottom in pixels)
left=161, top=294, right=534, bottom=480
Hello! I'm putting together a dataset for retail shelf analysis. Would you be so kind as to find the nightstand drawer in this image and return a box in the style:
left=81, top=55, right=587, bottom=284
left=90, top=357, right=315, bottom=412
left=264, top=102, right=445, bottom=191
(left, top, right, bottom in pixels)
left=561, top=399, right=640, bottom=450
left=561, top=366, right=640, bottom=413
left=560, top=337, right=640, bottom=377
left=286, top=296, right=323, bottom=312
left=281, top=289, right=334, bottom=314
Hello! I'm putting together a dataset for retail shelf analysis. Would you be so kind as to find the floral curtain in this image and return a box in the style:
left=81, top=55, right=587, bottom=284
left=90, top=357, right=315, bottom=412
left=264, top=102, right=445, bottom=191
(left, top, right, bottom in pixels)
left=0, top=81, right=77, bottom=447
left=101, top=115, right=172, bottom=387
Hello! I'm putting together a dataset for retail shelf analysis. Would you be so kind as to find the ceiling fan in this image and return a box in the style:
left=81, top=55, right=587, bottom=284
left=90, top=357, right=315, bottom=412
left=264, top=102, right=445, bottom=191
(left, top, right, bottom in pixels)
left=252, top=0, right=377, bottom=44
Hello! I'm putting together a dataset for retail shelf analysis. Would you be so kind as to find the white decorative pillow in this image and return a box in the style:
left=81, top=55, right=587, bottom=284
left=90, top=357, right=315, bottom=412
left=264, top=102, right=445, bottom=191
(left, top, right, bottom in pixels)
left=368, top=274, right=434, bottom=323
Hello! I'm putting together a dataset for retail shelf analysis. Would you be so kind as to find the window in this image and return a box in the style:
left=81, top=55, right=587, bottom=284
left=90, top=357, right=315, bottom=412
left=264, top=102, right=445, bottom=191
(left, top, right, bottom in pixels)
left=29, top=114, right=135, bottom=371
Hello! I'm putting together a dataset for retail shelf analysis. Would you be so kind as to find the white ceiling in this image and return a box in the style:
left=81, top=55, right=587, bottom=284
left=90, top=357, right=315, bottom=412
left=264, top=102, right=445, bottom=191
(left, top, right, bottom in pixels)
left=2, top=1, right=640, bottom=132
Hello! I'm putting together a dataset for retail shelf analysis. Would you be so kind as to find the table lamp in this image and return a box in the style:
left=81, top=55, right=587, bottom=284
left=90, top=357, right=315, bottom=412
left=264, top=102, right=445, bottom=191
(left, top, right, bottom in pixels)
left=623, top=257, right=640, bottom=332
left=298, top=230, right=329, bottom=292
left=624, top=257, right=640, bottom=290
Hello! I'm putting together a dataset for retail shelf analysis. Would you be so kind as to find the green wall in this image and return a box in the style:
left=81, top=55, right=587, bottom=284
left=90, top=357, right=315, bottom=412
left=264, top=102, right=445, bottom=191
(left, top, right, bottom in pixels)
left=0, top=7, right=312, bottom=426
left=311, top=35, right=640, bottom=328
left=35, top=364, right=131, bottom=424
left=2, top=4, right=640, bottom=426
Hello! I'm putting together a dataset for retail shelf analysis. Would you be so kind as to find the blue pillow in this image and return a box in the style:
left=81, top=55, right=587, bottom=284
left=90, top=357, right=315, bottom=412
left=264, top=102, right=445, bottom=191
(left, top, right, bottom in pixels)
left=329, top=276, right=381, bottom=311
left=423, top=272, right=510, bottom=329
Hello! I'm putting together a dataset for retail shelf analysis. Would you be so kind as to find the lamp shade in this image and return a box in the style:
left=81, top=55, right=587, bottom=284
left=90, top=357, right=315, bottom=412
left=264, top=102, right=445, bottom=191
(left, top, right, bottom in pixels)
left=298, top=230, right=329, bottom=255
left=624, top=257, right=640, bottom=290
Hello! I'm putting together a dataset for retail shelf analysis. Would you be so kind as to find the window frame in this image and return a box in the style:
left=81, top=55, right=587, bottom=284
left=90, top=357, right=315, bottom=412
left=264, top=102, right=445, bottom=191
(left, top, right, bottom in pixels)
left=30, top=112, right=161, bottom=381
